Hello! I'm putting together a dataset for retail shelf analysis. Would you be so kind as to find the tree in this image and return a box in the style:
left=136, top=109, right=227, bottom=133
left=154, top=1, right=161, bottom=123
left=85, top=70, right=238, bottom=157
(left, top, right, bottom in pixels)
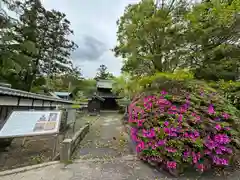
left=114, top=0, right=240, bottom=81
left=0, top=0, right=38, bottom=89
left=112, top=73, right=142, bottom=99
left=114, top=0, right=189, bottom=77
left=17, top=0, right=77, bottom=91
left=0, top=0, right=77, bottom=91
left=94, top=64, right=114, bottom=80
left=184, top=0, right=240, bottom=81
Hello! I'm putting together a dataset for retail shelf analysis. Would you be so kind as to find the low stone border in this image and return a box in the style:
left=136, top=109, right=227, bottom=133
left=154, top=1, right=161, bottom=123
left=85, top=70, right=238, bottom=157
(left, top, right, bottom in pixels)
left=60, top=123, right=90, bottom=163
left=74, top=155, right=138, bottom=163
left=122, top=124, right=137, bottom=155
left=0, top=161, right=59, bottom=177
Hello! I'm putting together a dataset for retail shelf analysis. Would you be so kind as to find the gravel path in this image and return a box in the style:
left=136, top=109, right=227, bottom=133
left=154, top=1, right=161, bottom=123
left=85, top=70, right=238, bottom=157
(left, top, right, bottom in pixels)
left=73, top=113, right=134, bottom=159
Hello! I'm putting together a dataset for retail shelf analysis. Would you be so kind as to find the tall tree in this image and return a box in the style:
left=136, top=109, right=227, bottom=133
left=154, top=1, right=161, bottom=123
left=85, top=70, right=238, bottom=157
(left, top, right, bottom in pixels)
left=185, top=0, right=240, bottom=81
left=0, top=0, right=37, bottom=89
left=114, top=0, right=189, bottom=77
left=94, top=64, right=114, bottom=80
left=2, top=0, right=77, bottom=91
left=114, top=0, right=240, bottom=81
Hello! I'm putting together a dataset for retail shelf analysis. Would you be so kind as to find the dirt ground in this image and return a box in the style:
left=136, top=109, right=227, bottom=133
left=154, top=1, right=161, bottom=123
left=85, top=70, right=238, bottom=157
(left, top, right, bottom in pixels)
left=0, top=113, right=96, bottom=171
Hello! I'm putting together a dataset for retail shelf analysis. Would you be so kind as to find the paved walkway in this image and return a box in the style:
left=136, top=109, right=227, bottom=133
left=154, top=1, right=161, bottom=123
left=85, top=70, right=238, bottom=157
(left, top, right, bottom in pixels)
left=1, top=113, right=240, bottom=180
left=73, top=113, right=134, bottom=159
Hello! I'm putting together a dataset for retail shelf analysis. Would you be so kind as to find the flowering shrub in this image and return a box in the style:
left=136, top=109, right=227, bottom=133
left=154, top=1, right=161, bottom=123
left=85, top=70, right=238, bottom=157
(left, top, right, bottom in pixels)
left=127, top=79, right=240, bottom=176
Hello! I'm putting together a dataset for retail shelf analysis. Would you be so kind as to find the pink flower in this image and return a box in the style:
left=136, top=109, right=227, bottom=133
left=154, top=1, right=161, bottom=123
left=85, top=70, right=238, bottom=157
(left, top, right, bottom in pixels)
left=165, top=147, right=177, bottom=153
left=168, top=110, right=177, bottom=115
left=181, top=103, right=189, bottom=112
left=161, top=90, right=167, bottom=95
left=167, top=161, right=177, bottom=169
left=195, top=115, right=201, bottom=121
left=137, top=120, right=144, bottom=127
left=193, top=131, right=200, bottom=137
left=131, top=134, right=137, bottom=141
left=184, top=132, right=189, bottom=138
left=142, top=129, right=156, bottom=138
left=204, top=150, right=211, bottom=155
left=164, top=121, right=169, bottom=126
left=157, top=98, right=171, bottom=106
left=208, top=104, right=215, bottom=114
left=197, top=152, right=201, bottom=160
left=219, top=146, right=232, bottom=153
left=163, top=127, right=170, bottom=133
left=224, top=127, right=231, bottom=131
left=170, top=127, right=178, bottom=132
left=213, top=156, right=229, bottom=166
left=169, top=105, right=177, bottom=111
left=197, top=164, right=204, bottom=172
left=189, top=134, right=196, bottom=141
left=169, top=132, right=177, bottom=137
left=222, top=113, right=230, bottom=119
left=136, top=141, right=145, bottom=152
left=178, top=114, right=183, bottom=122
left=205, top=140, right=217, bottom=150
left=214, top=134, right=231, bottom=144
left=215, top=149, right=223, bottom=154
left=183, top=151, right=190, bottom=158
left=215, top=124, right=221, bottom=131
left=157, top=139, right=166, bottom=146
left=192, top=152, right=198, bottom=164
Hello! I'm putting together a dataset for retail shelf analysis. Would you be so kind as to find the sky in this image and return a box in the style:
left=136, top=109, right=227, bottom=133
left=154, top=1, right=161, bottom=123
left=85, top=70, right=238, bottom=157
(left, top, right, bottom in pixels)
left=41, top=0, right=140, bottom=78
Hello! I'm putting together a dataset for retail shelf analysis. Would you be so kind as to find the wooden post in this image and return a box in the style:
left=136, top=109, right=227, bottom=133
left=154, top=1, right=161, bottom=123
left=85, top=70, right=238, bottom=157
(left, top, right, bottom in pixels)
left=60, top=138, right=72, bottom=163
left=52, top=134, right=58, bottom=159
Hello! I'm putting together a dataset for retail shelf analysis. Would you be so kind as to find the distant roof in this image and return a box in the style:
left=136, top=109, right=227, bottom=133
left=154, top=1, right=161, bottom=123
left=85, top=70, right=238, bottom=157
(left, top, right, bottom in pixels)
left=53, top=92, right=72, bottom=97
left=96, top=79, right=113, bottom=89
left=97, top=79, right=114, bottom=82
left=88, top=94, right=105, bottom=102
left=0, top=86, right=72, bottom=103
left=96, top=91, right=117, bottom=98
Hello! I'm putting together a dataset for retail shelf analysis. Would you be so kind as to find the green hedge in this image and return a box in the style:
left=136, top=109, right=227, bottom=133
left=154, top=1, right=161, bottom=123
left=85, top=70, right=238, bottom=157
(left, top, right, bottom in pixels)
left=209, top=80, right=240, bottom=110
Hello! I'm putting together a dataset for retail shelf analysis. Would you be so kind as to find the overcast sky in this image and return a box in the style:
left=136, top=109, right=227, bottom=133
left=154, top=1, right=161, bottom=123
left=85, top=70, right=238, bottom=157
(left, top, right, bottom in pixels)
left=41, top=0, right=140, bottom=78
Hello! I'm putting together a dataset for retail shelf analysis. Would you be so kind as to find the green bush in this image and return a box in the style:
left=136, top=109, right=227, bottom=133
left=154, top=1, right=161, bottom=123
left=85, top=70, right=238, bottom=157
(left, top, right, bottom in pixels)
left=128, top=78, right=240, bottom=176
left=209, top=80, right=240, bottom=110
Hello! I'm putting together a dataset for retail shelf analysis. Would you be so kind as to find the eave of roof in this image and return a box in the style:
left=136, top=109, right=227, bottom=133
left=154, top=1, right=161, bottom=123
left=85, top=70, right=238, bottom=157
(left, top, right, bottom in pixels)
left=0, top=86, right=72, bottom=103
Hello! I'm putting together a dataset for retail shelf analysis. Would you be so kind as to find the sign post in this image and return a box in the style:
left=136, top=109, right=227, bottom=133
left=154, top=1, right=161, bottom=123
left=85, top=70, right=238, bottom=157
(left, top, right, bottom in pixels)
left=0, top=110, right=62, bottom=138
left=0, top=110, right=63, bottom=158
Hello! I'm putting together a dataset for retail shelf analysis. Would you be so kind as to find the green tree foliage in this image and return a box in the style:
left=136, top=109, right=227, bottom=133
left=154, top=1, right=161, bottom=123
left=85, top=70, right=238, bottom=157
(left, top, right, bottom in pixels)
left=114, top=0, right=240, bottom=81
left=114, top=0, right=189, bottom=77
left=0, top=1, right=34, bottom=86
left=185, top=0, right=240, bottom=81
left=0, top=0, right=77, bottom=91
left=94, top=64, right=114, bottom=80
left=112, top=73, right=135, bottom=99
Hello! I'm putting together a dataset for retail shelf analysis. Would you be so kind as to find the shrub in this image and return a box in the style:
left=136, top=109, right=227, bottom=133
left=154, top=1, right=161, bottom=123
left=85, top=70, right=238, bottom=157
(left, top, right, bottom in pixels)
left=209, top=80, right=240, bottom=110
left=128, top=78, right=240, bottom=176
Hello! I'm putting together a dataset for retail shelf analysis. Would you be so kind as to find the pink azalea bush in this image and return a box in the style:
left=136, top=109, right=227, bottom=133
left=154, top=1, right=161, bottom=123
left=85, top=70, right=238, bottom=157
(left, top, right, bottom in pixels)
left=127, top=80, right=240, bottom=175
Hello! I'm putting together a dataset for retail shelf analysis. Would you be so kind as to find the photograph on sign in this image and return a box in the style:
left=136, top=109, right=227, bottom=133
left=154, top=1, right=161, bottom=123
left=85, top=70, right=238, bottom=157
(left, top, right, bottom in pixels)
left=0, top=111, right=62, bottom=138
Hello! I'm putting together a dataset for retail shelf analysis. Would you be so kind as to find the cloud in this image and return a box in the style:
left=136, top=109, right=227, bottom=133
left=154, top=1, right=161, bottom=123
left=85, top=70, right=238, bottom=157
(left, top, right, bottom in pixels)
left=75, top=51, right=123, bottom=78
left=71, top=35, right=108, bottom=61
left=42, top=0, right=140, bottom=77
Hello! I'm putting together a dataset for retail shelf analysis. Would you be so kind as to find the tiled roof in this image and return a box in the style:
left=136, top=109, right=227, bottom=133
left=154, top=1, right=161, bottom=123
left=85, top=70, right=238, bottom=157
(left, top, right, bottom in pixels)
left=54, top=92, right=72, bottom=97
left=0, top=86, right=72, bottom=103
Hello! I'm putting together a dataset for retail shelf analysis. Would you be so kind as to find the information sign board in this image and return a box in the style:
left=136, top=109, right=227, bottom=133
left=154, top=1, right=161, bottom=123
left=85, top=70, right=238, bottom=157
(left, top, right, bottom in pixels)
left=0, top=110, right=62, bottom=138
